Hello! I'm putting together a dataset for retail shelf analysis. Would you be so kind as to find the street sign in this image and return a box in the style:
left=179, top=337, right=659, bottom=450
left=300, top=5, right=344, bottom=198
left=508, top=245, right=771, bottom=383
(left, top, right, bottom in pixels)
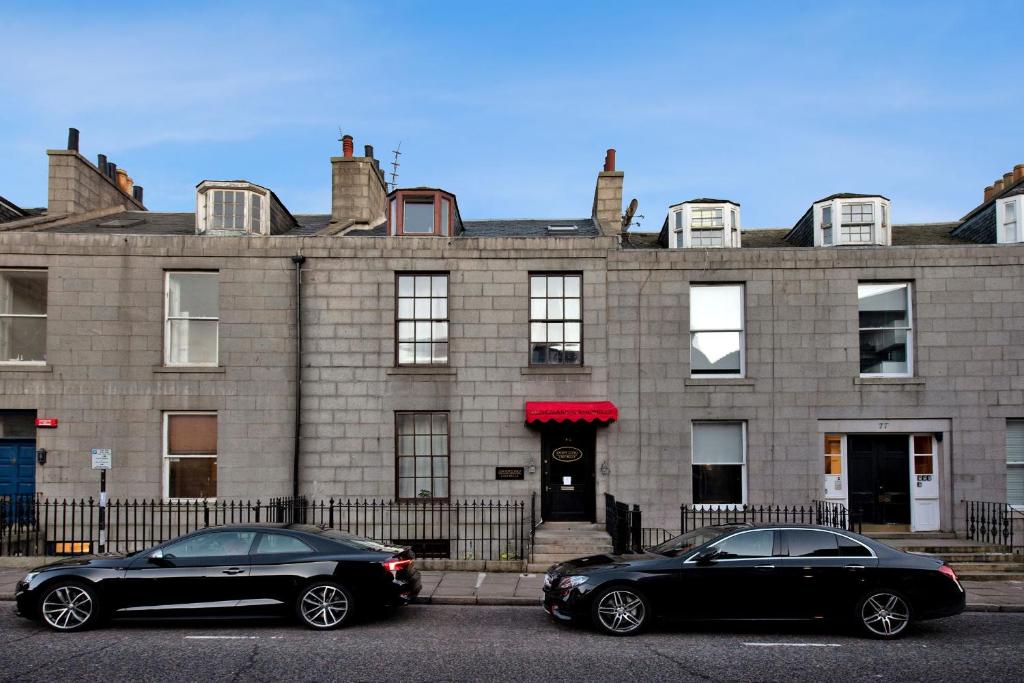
left=35, top=418, right=58, bottom=428
left=91, top=448, right=112, bottom=470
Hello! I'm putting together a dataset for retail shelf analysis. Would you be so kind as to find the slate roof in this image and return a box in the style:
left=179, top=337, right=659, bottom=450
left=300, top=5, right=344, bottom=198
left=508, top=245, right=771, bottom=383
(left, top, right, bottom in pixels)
left=952, top=175, right=1024, bottom=243
left=0, top=195, right=29, bottom=223
left=623, top=223, right=966, bottom=249
left=33, top=211, right=601, bottom=239
left=668, top=198, right=740, bottom=207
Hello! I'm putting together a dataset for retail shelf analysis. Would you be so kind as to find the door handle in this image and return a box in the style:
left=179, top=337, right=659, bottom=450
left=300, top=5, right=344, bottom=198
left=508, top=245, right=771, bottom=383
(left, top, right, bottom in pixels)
left=844, top=564, right=865, bottom=570
left=221, top=567, right=245, bottom=575
left=754, top=565, right=774, bottom=570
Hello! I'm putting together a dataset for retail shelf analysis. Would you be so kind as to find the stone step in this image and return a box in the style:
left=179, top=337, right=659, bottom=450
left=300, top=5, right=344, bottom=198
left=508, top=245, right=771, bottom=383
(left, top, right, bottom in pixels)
left=537, top=522, right=605, bottom=532
left=533, top=533, right=613, bottom=543
left=956, top=572, right=1024, bottom=582
left=912, top=552, right=1024, bottom=563
left=949, top=562, right=1024, bottom=573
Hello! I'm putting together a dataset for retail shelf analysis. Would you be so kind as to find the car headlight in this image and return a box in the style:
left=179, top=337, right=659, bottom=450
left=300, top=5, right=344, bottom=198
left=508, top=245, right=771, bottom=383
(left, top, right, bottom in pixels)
left=558, top=575, right=588, bottom=590
left=23, top=572, right=39, bottom=583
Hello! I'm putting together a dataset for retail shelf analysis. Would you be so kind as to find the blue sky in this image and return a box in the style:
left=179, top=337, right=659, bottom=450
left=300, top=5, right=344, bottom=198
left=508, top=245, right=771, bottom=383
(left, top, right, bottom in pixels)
left=0, top=0, right=1020, bottom=228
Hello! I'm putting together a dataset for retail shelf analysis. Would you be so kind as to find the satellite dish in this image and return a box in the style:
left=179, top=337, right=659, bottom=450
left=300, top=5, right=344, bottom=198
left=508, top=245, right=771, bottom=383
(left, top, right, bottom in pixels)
left=621, top=198, right=639, bottom=231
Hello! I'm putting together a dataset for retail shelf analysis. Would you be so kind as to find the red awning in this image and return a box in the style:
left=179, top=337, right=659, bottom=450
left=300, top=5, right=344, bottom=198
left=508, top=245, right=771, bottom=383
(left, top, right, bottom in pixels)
left=525, top=401, right=618, bottom=425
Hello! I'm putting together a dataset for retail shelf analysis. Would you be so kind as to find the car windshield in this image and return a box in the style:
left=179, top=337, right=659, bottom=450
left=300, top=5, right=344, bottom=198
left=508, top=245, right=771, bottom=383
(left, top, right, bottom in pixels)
left=648, top=525, right=744, bottom=557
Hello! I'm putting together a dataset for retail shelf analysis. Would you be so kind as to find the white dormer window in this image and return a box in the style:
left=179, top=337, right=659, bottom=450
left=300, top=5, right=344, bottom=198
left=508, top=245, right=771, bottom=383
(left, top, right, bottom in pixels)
left=999, top=198, right=1019, bottom=243
left=196, top=181, right=270, bottom=235
left=813, top=196, right=891, bottom=247
left=669, top=201, right=741, bottom=248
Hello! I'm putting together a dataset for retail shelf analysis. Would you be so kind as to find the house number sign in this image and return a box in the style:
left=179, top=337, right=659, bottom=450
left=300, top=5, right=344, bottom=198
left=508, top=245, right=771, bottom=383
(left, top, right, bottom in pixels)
left=551, top=447, right=583, bottom=463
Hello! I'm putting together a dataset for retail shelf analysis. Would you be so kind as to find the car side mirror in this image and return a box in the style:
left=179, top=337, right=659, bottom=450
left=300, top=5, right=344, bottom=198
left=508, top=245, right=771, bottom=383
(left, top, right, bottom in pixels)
left=695, top=549, right=721, bottom=565
left=148, top=549, right=171, bottom=566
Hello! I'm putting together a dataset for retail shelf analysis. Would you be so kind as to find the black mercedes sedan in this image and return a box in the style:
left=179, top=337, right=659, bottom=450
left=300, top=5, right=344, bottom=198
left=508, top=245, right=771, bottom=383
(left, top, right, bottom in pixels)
left=14, top=524, right=421, bottom=632
left=543, top=524, right=964, bottom=638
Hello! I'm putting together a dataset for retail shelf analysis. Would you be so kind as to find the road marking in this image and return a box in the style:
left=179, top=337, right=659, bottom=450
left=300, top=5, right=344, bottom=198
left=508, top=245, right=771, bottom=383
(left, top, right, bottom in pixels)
left=744, top=643, right=842, bottom=648
left=476, top=572, right=487, bottom=589
left=184, top=636, right=284, bottom=640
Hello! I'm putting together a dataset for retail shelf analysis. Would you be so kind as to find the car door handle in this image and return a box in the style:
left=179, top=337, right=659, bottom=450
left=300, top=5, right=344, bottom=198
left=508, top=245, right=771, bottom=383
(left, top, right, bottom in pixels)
left=844, top=564, right=865, bottom=570
left=221, top=567, right=245, bottom=575
left=754, top=565, right=774, bottom=570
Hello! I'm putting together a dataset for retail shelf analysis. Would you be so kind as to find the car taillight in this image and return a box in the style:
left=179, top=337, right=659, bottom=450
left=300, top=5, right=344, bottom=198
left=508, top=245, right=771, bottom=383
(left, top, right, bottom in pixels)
left=938, top=565, right=959, bottom=582
left=383, top=558, right=413, bottom=572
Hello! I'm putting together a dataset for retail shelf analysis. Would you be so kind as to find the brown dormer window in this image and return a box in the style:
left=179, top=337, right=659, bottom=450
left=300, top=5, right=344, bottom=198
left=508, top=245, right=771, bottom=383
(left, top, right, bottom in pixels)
left=388, top=189, right=461, bottom=237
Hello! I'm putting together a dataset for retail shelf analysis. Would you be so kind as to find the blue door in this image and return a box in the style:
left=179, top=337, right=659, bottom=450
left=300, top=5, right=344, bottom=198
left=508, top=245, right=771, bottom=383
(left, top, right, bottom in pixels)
left=0, top=440, right=36, bottom=513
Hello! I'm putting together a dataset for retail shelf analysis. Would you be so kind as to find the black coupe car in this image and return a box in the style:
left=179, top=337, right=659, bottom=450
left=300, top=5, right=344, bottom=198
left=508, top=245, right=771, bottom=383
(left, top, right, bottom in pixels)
left=14, top=524, right=421, bottom=632
left=543, top=524, right=965, bottom=638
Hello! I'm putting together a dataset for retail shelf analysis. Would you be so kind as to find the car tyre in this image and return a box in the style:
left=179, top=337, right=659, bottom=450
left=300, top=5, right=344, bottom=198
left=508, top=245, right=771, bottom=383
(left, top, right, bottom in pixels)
left=38, top=581, right=101, bottom=633
left=296, top=581, right=355, bottom=630
left=855, top=589, right=912, bottom=639
left=590, top=585, right=650, bottom=636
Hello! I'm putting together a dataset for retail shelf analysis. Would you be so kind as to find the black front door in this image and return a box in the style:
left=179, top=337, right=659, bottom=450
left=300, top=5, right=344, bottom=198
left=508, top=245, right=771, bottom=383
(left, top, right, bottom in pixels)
left=849, top=435, right=910, bottom=525
left=541, top=426, right=595, bottom=522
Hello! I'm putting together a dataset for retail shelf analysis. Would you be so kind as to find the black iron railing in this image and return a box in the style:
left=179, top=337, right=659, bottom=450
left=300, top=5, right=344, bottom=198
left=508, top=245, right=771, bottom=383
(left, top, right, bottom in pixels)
left=641, top=528, right=674, bottom=548
left=680, top=501, right=855, bottom=534
left=0, top=496, right=528, bottom=561
left=604, top=493, right=642, bottom=554
left=963, top=500, right=1022, bottom=552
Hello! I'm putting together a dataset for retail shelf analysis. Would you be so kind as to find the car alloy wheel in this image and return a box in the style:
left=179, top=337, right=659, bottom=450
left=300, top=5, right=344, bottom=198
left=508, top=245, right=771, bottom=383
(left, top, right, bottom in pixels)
left=297, top=582, right=353, bottom=630
left=593, top=587, right=648, bottom=636
left=40, top=583, right=96, bottom=632
left=859, top=591, right=911, bottom=638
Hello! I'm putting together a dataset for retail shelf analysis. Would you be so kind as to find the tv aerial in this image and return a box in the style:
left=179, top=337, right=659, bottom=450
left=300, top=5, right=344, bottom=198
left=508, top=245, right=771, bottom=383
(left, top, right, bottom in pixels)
left=621, top=198, right=644, bottom=232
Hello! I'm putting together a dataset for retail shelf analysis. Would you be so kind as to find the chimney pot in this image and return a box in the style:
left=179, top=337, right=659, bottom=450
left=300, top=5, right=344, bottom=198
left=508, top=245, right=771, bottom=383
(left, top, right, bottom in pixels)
left=984, top=185, right=995, bottom=202
left=364, top=144, right=374, bottom=159
left=1004, top=172, right=1014, bottom=188
left=132, top=185, right=144, bottom=203
left=604, top=148, right=616, bottom=173
left=67, top=128, right=80, bottom=152
left=97, top=153, right=107, bottom=173
left=107, top=162, right=117, bottom=180
left=342, top=135, right=354, bottom=158
left=1013, top=164, right=1024, bottom=184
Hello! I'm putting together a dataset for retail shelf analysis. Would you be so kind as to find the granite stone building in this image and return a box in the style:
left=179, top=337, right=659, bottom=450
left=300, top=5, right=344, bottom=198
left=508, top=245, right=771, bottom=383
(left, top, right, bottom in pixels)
left=2, top=129, right=1023, bottom=538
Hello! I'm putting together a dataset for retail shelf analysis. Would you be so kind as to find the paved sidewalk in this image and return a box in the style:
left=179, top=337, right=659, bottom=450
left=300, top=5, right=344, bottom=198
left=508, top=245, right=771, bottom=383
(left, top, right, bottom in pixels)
left=1, top=564, right=1021, bottom=612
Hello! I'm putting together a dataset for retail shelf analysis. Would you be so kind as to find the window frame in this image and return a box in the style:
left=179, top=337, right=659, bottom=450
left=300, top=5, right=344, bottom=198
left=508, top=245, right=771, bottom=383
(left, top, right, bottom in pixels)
left=197, top=184, right=267, bottom=234
left=857, top=281, right=914, bottom=378
left=162, top=411, right=218, bottom=503
left=390, top=190, right=458, bottom=237
left=1001, top=199, right=1019, bottom=244
left=1007, top=419, right=1024, bottom=509
left=163, top=270, right=220, bottom=368
left=394, top=272, right=450, bottom=367
left=395, top=411, right=451, bottom=501
left=0, top=268, right=47, bottom=366
left=689, top=283, right=745, bottom=378
left=690, top=421, right=747, bottom=510
left=528, top=272, right=584, bottom=367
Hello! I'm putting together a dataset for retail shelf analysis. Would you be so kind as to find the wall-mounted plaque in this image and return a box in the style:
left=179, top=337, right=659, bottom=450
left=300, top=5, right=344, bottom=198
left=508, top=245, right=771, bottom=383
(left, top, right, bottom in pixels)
left=551, top=446, right=583, bottom=463
left=495, top=467, right=525, bottom=480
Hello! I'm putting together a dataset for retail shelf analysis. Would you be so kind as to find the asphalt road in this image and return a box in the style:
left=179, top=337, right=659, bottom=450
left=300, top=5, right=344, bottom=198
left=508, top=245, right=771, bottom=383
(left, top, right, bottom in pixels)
left=1, top=606, right=1022, bottom=683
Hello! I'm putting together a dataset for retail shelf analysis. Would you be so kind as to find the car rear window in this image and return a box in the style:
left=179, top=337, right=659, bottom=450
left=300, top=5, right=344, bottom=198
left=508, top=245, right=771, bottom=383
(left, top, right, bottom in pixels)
left=837, top=536, right=873, bottom=557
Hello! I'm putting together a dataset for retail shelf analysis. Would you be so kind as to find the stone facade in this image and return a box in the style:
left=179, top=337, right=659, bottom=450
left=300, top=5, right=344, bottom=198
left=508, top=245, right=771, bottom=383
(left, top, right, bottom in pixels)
left=2, top=228, right=1022, bottom=534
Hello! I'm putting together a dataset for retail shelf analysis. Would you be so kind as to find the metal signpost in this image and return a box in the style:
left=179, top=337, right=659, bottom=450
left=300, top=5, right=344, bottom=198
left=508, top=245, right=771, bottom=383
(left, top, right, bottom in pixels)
left=91, top=449, right=112, bottom=553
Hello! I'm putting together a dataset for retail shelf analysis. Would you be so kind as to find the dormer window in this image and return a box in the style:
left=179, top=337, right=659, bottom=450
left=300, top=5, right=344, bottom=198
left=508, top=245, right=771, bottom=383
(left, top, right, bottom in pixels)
left=999, top=198, right=1020, bottom=243
left=812, top=195, right=891, bottom=247
left=668, top=200, right=741, bottom=248
left=195, top=180, right=296, bottom=236
left=387, top=188, right=461, bottom=237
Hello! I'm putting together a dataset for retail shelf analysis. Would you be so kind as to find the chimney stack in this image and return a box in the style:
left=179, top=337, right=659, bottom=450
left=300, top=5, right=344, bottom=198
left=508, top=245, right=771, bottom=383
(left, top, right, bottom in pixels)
left=330, top=134, right=387, bottom=228
left=67, top=127, right=79, bottom=152
left=47, top=128, right=146, bottom=215
left=592, top=147, right=624, bottom=235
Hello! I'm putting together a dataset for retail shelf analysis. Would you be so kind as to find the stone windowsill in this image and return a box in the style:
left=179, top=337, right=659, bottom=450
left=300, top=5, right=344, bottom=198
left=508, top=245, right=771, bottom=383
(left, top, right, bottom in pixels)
left=387, top=366, right=457, bottom=376
left=0, top=363, right=52, bottom=372
left=520, top=366, right=593, bottom=376
left=854, top=377, right=926, bottom=386
left=153, top=366, right=227, bottom=374
left=684, top=377, right=755, bottom=386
